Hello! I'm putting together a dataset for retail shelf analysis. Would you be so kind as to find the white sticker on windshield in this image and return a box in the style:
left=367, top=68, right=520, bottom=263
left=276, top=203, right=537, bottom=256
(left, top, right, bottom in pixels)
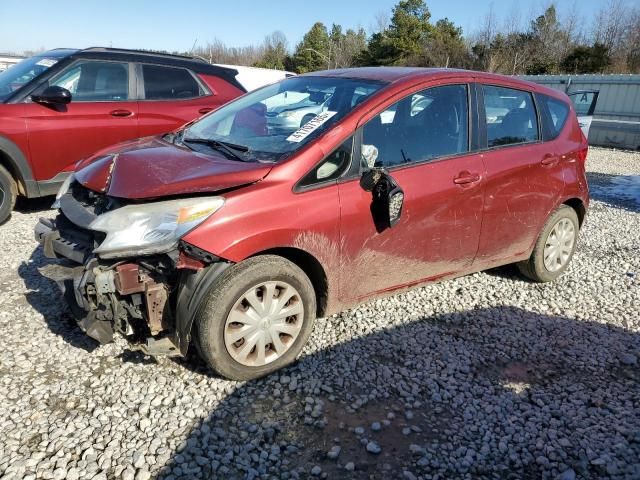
left=286, top=111, right=337, bottom=143
left=36, top=58, right=58, bottom=67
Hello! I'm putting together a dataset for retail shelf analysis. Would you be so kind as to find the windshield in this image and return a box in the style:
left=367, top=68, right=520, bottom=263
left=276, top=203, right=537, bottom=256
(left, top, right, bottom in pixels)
left=185, top=76, right=386, bottom=162
left=0, top=55, right=60, bottom=101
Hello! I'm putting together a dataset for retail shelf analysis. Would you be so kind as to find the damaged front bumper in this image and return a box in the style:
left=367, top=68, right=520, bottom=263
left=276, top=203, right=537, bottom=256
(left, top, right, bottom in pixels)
left=35, top=216, right=224, bottom=357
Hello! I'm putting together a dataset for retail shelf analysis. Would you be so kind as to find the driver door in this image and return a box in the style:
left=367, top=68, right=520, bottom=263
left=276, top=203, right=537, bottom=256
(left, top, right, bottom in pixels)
left=568, top=90, right=599, bottom=139
left=337, top=82, right=485, bottom=303
left=25, top=59, right=138, bottom=181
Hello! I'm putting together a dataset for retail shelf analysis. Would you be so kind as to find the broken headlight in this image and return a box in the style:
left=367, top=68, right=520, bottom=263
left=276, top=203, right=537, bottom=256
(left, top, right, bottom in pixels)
left=52, top=173, right=75, bottom=209
left=89, top=197, right=224, bottom=259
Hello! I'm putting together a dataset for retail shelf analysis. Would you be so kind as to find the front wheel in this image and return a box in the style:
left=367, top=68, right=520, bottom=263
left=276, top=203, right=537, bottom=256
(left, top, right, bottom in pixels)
left=0, top=164, right=17, bottom=225
left=194, top=255, right=316, bottom=380
left=517, top=205, right=579, bottom=282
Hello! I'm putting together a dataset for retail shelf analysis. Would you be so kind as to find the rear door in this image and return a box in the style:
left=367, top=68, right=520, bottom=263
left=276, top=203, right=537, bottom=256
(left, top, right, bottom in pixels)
left=136, top=63, right=225, bottom=137
left=25, top=59, right=138, bottom=180
left=337, top=81, right=485, bottom=302
left=474, top=83, right=565, bottom=266
left=567, top=90, right=599, bottom=139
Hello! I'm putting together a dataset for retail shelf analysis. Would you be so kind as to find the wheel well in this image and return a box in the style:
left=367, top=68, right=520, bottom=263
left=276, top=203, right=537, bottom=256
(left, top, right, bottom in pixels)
left=563, top=198, right=586, bottom=227
left=255, top=247, right=329, bottom=317
left=0, top=149, right=23, bottom=195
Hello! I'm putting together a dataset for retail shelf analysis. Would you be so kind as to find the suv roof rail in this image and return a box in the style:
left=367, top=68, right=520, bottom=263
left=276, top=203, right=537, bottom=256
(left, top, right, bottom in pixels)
left=81, top=47, right=207, bottom=63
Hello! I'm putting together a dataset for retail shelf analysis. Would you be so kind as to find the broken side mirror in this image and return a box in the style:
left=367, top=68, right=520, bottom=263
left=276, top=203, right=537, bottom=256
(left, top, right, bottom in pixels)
left=360, top=167, right=405, bottom=231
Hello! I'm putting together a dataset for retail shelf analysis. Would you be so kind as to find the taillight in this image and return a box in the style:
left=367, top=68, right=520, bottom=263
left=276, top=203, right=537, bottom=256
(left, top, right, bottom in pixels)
left=577, top=144, right=588, bottom=164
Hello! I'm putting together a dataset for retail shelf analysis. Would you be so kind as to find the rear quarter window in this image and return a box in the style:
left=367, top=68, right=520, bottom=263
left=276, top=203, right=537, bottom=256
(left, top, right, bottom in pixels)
left=539, top=95, right=570, bottom=140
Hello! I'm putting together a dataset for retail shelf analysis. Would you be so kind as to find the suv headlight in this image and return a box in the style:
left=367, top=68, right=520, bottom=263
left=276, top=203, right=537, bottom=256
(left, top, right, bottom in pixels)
left=52, top=174, right=75, bottom=209
left=89, top=197, right=224, bottom=259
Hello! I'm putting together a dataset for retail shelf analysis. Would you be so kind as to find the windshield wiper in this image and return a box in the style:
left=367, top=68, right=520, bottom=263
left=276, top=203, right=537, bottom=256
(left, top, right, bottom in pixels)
left=182, top=137, right=250, bottom=162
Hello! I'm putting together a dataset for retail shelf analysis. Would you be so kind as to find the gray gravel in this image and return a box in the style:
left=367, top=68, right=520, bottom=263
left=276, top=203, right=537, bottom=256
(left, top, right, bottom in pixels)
left=0, top=147, right=639, bottom=479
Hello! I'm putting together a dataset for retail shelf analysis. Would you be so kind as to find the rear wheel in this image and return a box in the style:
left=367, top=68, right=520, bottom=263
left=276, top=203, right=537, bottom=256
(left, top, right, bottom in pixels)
left=0, top=164, right=17, bottom=225
left=517, top=205, right=579, bottom=282
left=195, top=255, right=316, bottom=380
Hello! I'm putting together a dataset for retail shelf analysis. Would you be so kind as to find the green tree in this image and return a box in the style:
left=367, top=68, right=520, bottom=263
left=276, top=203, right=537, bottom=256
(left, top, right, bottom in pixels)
left=561, top=43, right=611, bottom=73
left=424, top=18, right=470, bottom=67
left=527, top=6, right=570, bottom=74
left=364, top=0, right=432, bottom=65
left=254, top=31, right=289, bottom=70
left=292, top=22, right=330, bottom=73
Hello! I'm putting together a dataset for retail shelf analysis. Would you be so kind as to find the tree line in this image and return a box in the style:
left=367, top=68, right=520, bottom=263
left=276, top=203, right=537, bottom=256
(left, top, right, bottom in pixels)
left=188, top=0, right=640, bottom=75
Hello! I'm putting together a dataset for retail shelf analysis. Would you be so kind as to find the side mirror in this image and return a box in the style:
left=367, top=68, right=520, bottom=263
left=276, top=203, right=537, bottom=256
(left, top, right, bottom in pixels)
left=32, top=85, right=72, bottom=106
left=361, top=167, right=405, bottom=231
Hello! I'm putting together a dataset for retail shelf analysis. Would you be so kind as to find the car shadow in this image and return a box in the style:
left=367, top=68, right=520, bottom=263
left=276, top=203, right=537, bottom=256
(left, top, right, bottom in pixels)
left=157, top=306, right=639, bottom=479
left=14, top=195, right=55, bottom=214
left=587, top=172, right=640, bottom=213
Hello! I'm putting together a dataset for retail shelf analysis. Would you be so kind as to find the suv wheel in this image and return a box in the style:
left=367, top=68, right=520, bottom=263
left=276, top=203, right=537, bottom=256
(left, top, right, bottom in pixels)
left=195, top=255, right=316, bottom=380
left=517, top=205, right=579, bottom=282
left=0, top=164, right=17, bottom=225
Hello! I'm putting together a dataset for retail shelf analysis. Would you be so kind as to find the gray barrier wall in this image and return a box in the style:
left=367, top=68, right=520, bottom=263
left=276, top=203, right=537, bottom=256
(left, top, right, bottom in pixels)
left=519, top=74, right=640, bottom=151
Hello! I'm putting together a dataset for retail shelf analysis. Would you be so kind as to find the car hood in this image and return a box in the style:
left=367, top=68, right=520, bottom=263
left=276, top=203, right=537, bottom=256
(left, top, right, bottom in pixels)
left=74, top=137, right=273, bottom=199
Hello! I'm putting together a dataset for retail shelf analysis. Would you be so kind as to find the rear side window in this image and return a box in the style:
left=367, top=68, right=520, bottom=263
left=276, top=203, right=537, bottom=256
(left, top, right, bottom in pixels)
left=482, top=85, right=538, bottom=147
left=540, top=95, right=570, bottom=140
left=142, top=65, right=203, bottom=100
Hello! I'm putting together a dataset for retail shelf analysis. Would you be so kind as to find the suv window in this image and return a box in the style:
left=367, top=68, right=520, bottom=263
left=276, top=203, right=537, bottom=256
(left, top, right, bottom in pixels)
left=51, top=61, right=129, bottom=101
left=362, top=84, right=469, bottom=168
left=540, top=95, right=570, bottom=140
left=483, top=85, right=538, bottom=147
left=299, top=137, right=353, bottom=188
left=142, top=65, right=203, bottom=100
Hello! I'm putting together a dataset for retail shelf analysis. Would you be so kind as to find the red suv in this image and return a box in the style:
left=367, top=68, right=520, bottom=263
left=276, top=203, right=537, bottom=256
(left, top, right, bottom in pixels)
left=0, top=48, right=264, bottom=223
left=35, top=68, right=589, bottom=380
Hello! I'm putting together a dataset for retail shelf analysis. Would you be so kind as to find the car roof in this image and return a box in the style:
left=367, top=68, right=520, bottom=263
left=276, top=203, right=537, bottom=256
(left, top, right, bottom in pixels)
left=303, top=67, right=566, bottom=101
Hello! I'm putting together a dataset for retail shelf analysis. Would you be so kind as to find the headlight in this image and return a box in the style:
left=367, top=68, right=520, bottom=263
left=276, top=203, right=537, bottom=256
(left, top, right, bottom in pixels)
left=278, top=110, right=298, bottom=118
left=89, top=196, right=224, bottom=259
left=51, top=174, right=75, bottom=209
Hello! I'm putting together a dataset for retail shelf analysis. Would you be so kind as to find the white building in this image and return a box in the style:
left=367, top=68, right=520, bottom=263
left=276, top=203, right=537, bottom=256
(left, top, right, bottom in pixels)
left=0, top=54, right=25, bottom=72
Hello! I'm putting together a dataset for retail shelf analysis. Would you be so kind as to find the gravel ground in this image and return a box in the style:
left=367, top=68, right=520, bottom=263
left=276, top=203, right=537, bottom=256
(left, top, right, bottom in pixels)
left=0, top=147, right=639, bottom=480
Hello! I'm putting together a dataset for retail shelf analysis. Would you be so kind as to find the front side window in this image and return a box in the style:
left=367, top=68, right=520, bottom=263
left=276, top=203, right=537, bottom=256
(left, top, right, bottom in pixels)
left=361, top=84, right=469, bottom=168
left=483, top=85, right=538, bottom=147
left=50, top=61, right=129, bottom=101
left=184, top=76, right=385, bottom=163
left=142, top=65, right=203, bottom=100
left=298, top=137, right=353, bottom=188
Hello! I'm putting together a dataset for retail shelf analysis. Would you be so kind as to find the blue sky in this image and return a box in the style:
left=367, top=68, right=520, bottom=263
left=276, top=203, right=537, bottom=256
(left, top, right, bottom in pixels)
left=0, top=0, right=611, bottom=54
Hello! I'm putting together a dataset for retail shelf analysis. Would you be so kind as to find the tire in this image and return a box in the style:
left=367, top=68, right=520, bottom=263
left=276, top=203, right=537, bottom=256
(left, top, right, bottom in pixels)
left=0, top=164, right=17, bottom=225
left=517, top=205, right=579, bottom=282
left=194, top=255, right=316, bottom=380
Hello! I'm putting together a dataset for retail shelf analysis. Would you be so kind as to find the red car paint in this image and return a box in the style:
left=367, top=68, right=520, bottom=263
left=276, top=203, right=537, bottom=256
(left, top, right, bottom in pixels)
left=74, top=68, right=589, bottom=314
left=0, top=48, right=246, bottom=202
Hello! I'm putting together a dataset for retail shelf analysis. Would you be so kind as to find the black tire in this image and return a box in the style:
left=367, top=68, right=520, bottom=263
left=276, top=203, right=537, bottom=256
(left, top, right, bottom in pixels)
left=0, top=164, right=17, bottom=225
left=517, top=205, right=579, bottom=282
left=194, top=255, right=316, bottom=381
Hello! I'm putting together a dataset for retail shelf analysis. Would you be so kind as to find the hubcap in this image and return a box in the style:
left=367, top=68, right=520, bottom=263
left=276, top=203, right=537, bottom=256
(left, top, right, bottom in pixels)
left=543, top=218, right=576, bottom=272
left=224, top=281, right=304, bottom=367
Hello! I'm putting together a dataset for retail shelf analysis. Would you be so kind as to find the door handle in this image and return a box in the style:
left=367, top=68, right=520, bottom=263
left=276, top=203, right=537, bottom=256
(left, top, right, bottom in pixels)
left=198, top=107, right=214, bottom=115
left=110, top=109, right=133, bottom=117
left=453, top=172, right=481, bottom=185
left=541, top=154, right=559, bottom=167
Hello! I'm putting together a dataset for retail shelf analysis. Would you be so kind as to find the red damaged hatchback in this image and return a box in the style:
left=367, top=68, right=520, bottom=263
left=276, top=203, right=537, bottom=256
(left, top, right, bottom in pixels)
left=35, top=68, right=589, bottom=380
